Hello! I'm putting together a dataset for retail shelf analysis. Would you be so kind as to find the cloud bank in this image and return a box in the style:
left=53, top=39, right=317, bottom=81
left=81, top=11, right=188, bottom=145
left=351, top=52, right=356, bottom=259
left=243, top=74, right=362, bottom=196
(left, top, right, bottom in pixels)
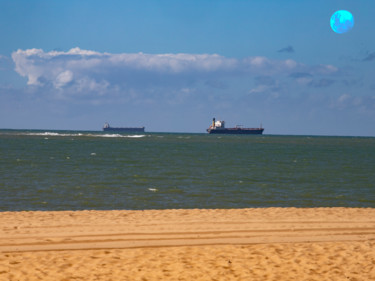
left=11, top=48, right=339, bottom=102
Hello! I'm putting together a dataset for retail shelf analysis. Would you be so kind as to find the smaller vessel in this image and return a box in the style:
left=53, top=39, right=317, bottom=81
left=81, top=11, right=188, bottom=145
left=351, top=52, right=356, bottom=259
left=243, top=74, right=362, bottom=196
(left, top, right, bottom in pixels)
left=207, top=118, right=264, bottom=135
left=103, top=122, right=145, bottom=133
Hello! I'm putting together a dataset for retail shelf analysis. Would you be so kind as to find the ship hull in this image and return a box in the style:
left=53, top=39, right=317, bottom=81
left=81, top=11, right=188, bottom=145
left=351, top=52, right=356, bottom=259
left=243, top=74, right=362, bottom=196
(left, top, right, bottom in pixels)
left=207, top=128, right=264, bottom=134
left=103, top=127, right=145, bottom=133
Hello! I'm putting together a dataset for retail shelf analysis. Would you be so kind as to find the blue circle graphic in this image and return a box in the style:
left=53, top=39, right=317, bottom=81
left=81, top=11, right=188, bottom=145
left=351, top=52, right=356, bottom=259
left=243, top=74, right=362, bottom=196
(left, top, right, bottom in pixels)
left=330, top=10, right=354, bottom=34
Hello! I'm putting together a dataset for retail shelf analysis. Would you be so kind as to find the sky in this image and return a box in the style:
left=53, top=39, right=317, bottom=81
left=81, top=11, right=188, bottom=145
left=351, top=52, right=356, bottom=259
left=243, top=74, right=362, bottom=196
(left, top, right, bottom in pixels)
left=0, top=0, right=374, bottom=136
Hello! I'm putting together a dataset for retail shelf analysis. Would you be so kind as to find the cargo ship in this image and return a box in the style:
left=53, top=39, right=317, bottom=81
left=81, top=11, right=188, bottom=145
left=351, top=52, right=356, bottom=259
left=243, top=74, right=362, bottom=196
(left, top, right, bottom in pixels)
left=207, top=118, right=264, bottom=134
left=103, top=122, right=145, bottom=133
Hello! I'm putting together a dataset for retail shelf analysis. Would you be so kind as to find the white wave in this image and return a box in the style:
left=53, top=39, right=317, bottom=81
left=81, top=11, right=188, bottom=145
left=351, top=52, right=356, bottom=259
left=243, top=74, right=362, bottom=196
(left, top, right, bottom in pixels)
left=100, top=134, right=145, bottom=138
left=125, top=135, right=145, bottom=138
left=16, top=132, right=147, bottom=138
left=23, top=132, right=84, bottom=137
left=27, top=132, right=61, bottom=136
left=100, top=134, right=125, bottom=138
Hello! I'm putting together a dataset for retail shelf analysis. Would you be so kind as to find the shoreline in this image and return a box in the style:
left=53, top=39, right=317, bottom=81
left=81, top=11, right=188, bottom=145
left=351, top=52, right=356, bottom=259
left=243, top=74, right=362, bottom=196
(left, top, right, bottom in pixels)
left=1, top=207, right=375, bottom=280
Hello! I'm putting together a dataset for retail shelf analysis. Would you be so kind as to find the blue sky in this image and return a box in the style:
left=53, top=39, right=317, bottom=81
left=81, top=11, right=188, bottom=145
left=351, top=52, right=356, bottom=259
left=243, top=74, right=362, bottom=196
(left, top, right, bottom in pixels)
left=0, top=0, right=374, bottom=135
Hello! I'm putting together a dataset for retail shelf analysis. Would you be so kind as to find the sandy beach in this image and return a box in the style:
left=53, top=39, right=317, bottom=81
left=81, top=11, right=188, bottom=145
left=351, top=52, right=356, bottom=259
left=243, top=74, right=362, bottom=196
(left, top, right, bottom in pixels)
left=1, top=208, right=374, bottom=280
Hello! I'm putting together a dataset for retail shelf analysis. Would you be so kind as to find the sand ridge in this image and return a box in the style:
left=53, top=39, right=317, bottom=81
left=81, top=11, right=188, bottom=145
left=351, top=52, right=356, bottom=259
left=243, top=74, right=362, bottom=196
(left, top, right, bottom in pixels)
left=1, top=208, right=375, bottom=280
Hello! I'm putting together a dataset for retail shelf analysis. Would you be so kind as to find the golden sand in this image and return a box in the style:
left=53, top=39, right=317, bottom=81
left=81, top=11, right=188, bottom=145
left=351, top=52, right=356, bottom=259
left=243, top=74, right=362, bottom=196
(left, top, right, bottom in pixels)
left=1, top=208, right=374, bottom=280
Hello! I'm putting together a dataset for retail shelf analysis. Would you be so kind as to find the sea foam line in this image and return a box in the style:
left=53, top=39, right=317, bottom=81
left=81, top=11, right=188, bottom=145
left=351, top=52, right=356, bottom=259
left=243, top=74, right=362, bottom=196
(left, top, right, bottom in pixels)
left=15, top=132, right=146, bottom=138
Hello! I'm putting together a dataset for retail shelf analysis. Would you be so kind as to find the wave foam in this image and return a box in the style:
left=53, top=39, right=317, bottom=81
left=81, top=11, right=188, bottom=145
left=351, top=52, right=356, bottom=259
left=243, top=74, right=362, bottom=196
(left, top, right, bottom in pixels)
left=13, top=132, right=146, bottom=138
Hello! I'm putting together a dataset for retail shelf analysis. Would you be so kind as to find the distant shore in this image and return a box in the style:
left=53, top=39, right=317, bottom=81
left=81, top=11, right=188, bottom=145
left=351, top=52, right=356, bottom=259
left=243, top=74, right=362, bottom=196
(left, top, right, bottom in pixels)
left=1, top=207, right=374, bottom=280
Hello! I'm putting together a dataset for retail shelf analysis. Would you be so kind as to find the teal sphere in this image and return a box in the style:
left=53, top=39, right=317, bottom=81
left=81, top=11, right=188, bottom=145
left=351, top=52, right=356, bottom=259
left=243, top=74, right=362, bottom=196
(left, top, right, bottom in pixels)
left=330, top=10, right=354, bottom=34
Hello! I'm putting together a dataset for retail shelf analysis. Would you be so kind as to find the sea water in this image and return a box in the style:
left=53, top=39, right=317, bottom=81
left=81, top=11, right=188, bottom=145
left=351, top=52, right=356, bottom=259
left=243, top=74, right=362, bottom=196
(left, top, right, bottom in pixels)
left=0, top=130, right=374, bottom=211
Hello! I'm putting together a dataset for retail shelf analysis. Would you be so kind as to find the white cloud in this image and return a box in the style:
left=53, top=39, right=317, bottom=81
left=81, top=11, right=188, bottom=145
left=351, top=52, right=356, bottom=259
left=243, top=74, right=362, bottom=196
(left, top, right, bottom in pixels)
left=311, top=64, right=338, bottom=75
left=338, top=94, right=350, bottom=103
left=110, top=52, right=238, bottom=73
left=54, top=70, right=73, bottom=88
left=12, top=48, right=241, bottom=89
left=11, top=48, right=339, bottom=102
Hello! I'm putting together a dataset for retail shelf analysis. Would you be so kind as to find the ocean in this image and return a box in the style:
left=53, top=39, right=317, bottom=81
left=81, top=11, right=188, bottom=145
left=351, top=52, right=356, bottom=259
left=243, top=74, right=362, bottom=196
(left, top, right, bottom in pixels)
left=0, top=130, right=374, bottom=211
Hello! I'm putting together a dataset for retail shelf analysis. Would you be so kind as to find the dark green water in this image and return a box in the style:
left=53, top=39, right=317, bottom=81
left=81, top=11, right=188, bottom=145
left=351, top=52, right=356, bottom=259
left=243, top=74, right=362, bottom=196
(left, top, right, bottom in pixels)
left=0, top=130, right=374, bottom=211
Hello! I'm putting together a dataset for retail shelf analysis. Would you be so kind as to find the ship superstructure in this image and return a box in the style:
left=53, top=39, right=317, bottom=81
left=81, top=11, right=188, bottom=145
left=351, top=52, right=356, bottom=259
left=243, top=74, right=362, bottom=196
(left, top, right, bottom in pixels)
left=207, top=118, right=264, bottom=134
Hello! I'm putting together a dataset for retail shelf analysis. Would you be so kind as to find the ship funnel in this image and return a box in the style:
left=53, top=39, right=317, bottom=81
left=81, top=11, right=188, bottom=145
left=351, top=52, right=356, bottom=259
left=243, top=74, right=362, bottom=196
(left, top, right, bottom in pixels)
left=212, top=118, right=215, bottom=128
